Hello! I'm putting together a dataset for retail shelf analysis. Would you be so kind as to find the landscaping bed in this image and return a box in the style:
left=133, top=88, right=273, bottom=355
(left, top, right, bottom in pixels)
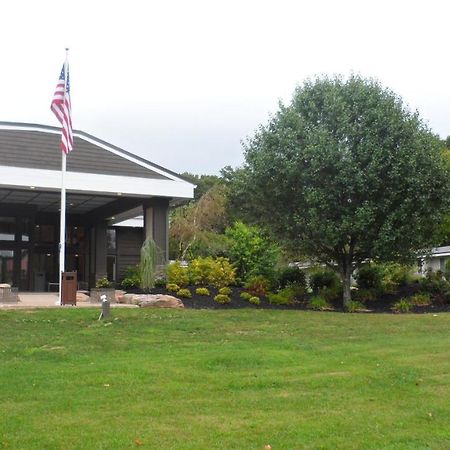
left=124, top=284, right=450, bottom=313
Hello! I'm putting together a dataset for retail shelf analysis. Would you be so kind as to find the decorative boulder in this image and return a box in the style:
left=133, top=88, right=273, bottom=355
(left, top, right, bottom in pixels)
left=76, top=291, right=90, bottom=302
left=136, top=294, right=184, bottom=309
left=115, top=290, right=127, bottom=303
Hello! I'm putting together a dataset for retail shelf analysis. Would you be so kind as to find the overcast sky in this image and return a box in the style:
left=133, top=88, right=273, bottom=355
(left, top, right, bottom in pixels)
left=1, top=0, right=449, bottom=175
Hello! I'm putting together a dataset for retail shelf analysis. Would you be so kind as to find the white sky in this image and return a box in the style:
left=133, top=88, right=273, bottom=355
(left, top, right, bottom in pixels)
left=0, top=0, right=449, bottom=174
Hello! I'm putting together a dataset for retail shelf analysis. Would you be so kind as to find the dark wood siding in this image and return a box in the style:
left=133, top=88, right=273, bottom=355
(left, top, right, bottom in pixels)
left=0, top=130, right=169, bottom=179
left=116, top=227, right=143, bottom=281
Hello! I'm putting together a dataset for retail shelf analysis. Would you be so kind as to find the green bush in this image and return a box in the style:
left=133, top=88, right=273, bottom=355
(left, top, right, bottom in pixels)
left=96, top=277, right=113, bottom=288
left=419, top=270, right=450, bottom=296
left=166, top=261, right=189, bottom=287
left=356, top=264, right=383, bottom=291
left=308, top=295, right=331, bottom=311
left=354, top=288, right=377, bottom=302
left=214, top=294, right=231, bottom=304
left=277, top=266, right=306, bottom=290
left=225, top=221, right=280, bottom=282
left=381, top=263, right=414, bottom=292
left=445, top=259, right=450, bottom=281
left=195, top=287, right=210, bottom=296
left=166, top=283, right=180, bottom=292
left=240, top=291, right=252, bottom=301
left=392, top=298, right=412, bottom=313
left=177, top=288, right=192, bottom=298
left=267, top=286, right=298, bottom=305
left=154, top=278, right=167, bottom=288
left=244, top=276, right=271, bottom=296
left=120, top=265, right=141, bottom=289
left=346, top=300, right=365, bottom=313
left=309, top=268, right=340, bottom=293
left=410, top=293, right=431, bottom=306
left=249, top=296, right=261, bottom=305
left=208, top=257, right=236, bottom=288
left=218, top=286, right=232, bottom=295
left=188, top=257, right=214, bottom=286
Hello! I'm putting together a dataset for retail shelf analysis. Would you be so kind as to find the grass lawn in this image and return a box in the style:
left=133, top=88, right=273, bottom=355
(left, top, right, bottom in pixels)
left=0, top=309, right=449, bottom=449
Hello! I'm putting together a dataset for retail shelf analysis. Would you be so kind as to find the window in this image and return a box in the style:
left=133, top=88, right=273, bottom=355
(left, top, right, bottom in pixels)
left=0, top=217, right=15, bottom=241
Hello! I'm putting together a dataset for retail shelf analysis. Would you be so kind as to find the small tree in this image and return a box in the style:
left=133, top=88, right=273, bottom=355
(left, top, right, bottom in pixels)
left=241, top=75, right=450, bottom=309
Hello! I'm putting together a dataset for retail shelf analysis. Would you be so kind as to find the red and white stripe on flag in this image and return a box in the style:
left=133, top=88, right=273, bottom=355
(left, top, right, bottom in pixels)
left=51, top=64, right=73, bottom=154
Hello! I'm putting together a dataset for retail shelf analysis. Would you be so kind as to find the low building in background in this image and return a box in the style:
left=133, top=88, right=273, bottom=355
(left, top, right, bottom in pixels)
left=0, top=122, right=194, bottom=291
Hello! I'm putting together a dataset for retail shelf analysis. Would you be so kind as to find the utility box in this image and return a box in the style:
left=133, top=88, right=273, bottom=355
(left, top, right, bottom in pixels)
left=61, top=271, right=77, bottom=306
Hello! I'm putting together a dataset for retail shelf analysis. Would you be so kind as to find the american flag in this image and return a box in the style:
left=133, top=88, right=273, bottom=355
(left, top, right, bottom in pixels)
left=51, top=63, right=73, bottom=154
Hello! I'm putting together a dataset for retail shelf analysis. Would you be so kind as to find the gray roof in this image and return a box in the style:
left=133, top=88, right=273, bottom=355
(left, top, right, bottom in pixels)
left=0, top=122, right=191, bottom=182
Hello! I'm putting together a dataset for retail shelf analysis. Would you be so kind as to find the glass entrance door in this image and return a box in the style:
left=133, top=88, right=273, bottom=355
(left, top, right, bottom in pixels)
left=0, top=250, right=14, bottom=285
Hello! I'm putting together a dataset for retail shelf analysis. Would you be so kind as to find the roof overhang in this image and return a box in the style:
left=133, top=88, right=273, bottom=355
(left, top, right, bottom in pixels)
left=0, top=121, right=195, bottom=202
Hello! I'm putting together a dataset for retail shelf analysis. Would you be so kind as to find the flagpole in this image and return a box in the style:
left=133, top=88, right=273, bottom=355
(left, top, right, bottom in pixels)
left=58, top=48, right=69, bottom=306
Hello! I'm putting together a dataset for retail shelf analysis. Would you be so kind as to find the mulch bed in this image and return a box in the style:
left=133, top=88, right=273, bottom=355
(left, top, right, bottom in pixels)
left=126, top=285, right=450, bottom=314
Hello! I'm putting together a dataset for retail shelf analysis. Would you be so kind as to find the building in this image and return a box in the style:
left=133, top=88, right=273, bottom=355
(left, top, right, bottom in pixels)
left=0, top=122, right=194, bottom=291
left=420, top=246, right=450, bottom=275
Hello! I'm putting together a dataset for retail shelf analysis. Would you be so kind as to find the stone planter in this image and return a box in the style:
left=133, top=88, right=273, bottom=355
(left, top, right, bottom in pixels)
left=89, top=288, right=116, bottom=304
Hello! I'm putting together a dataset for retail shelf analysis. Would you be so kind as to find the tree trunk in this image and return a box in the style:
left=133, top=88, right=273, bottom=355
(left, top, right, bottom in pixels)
left=341, top=260, right=352, bottom=311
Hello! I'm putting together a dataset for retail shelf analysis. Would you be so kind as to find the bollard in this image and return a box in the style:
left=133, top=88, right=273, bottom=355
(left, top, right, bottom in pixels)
left=98, top=294, right=110, bottom=320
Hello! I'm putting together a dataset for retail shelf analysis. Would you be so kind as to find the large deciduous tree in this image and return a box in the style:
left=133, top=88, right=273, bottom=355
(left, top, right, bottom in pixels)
left=242, top=75, right=450, bottom=309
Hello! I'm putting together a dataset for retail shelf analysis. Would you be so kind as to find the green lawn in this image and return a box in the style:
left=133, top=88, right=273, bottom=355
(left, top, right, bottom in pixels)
left=0, top=309, right=449, bottom=450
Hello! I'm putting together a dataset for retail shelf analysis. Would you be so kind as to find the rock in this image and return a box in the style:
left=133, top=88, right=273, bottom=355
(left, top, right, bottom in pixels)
left=120, top=294, right=136, bottom=304
left=137, top=294, right=184, bottom=309
left=115, top=290, right=127, bottom=303
left=76, top=291, right=90, bottom=302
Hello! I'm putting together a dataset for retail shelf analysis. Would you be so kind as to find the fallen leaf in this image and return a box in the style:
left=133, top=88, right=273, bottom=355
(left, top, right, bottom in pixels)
left=135, top=438, right=144, bottom=446
left=103, top=384, right=110, bottom=387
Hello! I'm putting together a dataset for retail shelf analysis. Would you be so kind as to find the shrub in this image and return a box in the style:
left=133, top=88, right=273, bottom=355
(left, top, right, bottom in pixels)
left=445, top=259, right=450, bottom=281
left=208, top=257, right=236, bottom=288
left=346, top=300, right=365, bottom=313
left=308, top=295, right=331, bottom=311
left=240, top=291, right=252, bottom=300
left=166, top=283, right=180, bottom=292
left=195, top=287, right=210, bottom=296
left=140, top=237, right=158, bottom=291
left=309, top=268, right=340, bottom=293
left=188, top=257, right=213, bottom=286
left=154, top=278, right=167, bottom=288
left=120, top=265, right=141, bottom=289
left=419, top=270, right=450, bottom=296
left=392, top=298, right=412, bottom=313
left=96, top=277, right=113, bottom=288
left=177, top=288, right=192, bottom=298
left=356, top=264, right=383, bottom=291
left=244, top=276, right=271, bottom=296
left=218, top=286, right=232, bottom=295
left=354, top=288, right=377, bottom=302
left=225, top=221, right=280, bottom=282
left=381, top=263, right=414, bottom=292
left=166, top=261, right=189, bottom=287
left=214, top=294, right=231, bottom=304
left=277, top=266, right=306, bottom=290
left=410, top=293, right=431, bottom=306
left=267, top=286, right=298, bottom=305
left=249, top=296, right=261, bottom=305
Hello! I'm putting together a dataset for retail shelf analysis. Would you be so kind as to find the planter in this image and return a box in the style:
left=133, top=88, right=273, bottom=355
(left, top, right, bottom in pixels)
left=90, top=288, right=116, bottom=304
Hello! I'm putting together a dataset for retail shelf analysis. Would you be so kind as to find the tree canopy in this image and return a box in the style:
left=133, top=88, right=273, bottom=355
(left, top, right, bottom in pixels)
left=240, top=75, right=450, bottom=308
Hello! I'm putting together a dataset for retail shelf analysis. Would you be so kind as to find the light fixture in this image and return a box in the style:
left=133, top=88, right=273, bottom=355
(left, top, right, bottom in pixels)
left=111, top=216, right=115, bottom=220
left=30, top=186, right=35, bottom=190
left=46, top=253, right=51, bottom=257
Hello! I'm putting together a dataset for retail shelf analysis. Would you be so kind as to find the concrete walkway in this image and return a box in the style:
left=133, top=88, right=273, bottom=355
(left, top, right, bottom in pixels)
left=0, top=292, right=137, bottom=309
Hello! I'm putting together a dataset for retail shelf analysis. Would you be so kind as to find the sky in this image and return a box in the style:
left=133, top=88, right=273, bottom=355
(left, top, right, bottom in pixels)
left=0, top=0, right=449, bottom=175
